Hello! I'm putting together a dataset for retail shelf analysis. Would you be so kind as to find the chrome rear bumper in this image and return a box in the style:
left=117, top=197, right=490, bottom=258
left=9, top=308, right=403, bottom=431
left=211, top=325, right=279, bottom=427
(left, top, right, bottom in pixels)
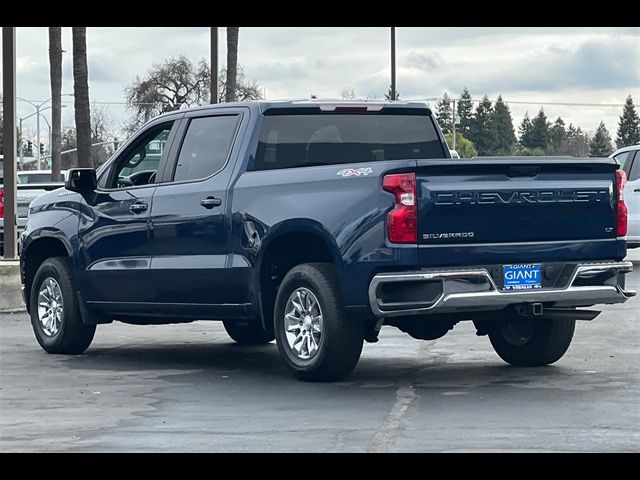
left=369, top=261, right=635, bottom=317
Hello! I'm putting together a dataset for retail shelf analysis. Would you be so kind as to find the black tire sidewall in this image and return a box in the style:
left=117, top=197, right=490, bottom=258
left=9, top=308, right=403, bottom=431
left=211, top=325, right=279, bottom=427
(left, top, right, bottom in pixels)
left=223, top=319, right=275, bottom=345
left=30, top=259, right=74, bottom=351
left=489, top=317, right=575, bottom=366
left=275, top=271, right=333, bottom=372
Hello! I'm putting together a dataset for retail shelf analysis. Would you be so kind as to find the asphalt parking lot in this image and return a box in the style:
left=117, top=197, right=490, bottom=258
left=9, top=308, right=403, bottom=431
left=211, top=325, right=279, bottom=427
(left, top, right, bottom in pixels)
left=1, top=257, right=639, bottom=452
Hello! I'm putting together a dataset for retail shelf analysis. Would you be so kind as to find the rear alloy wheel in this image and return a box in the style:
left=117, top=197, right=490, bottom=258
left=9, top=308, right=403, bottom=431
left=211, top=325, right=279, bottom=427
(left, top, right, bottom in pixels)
left=283, top=287, right=323, bottom=360
left=274, top=263, right=364, bottom=382
left=489, top=316, right=575, bottom=367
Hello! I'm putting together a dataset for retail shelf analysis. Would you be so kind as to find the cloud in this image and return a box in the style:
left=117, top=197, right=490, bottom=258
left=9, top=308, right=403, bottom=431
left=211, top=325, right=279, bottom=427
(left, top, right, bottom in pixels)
left=441, top=36, right=640, bottom=94
left=8, top=27, right=637, bottom=140
left=406, top=51, right=442, bottom=71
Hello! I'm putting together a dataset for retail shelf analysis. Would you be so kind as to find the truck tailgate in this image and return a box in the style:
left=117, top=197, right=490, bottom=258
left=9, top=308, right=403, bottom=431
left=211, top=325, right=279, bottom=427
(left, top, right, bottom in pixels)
left=415, top=157, right=621, bottom=266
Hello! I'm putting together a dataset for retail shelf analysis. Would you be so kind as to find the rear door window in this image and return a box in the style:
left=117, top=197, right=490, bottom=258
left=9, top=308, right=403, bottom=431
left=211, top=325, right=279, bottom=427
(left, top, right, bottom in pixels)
left=628, top=152, right=640, bottom=181
left=252, top=114, right=444, bottom=171
left=614, top=151, right=634, bottom=177
left=172, top=115, right=239, bottom=182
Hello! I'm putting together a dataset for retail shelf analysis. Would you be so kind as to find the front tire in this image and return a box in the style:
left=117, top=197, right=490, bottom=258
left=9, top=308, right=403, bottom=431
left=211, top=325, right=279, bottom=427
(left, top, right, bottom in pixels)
left=489, top=316, right=575, bottom=367
left=30, top=257, right=95, bottom=355
left=223, top=319, right=274, bottom=345
left=274, top=263, right=364, bottom=382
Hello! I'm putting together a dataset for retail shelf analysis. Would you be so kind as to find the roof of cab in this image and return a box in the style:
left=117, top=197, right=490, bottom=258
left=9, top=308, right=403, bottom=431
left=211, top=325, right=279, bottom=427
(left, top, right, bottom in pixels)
left=152, top=99, right=432, bottom=120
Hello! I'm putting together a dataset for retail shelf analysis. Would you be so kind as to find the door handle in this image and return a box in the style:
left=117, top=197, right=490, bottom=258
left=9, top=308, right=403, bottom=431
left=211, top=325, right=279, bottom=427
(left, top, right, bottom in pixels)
left=201, top=196, right=222, bottom=209
left=129, top=202, right=148, bottom=213
left=634, top=188, right=640, bottom=193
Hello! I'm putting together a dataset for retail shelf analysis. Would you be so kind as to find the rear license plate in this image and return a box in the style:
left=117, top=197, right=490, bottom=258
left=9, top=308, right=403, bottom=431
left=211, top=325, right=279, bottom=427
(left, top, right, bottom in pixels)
left=503, top=264, right=542, bottom=291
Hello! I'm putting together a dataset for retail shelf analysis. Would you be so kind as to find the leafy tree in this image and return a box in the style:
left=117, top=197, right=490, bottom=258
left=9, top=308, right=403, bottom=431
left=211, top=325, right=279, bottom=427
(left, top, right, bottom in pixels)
left=516, top=147, right=546, bottom=156
left=490, top=95, right=516, bottom=155
left=470, top=95, right=496, bottom=155
left=548, top=117, right=566, bottom=155
left=125, top=56, right=262, bottom=135
left=72, top=27, right=92, bottom=168
left=589, top=121, right=613, bottom=157
left=436, top=93, right=453, bottom=134
left=616, top=95, right=640, bottom=148
left=384, top=86, right=399, bottom=100
left=456, top=87, right=474, bottom=138
left=226, top=27, right=239, bottom=102
left=529, top=108, right=550, bottom=151
left=444, top=132, right=478, bottom=158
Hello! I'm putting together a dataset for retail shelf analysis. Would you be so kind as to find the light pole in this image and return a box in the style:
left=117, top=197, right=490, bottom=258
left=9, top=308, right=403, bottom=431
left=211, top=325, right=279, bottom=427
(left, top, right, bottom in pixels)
left=18, top=94, right=73, bottom=169
left=18, top=105, right=67, bottom=170
left=390, top=27, right=396, bottom=101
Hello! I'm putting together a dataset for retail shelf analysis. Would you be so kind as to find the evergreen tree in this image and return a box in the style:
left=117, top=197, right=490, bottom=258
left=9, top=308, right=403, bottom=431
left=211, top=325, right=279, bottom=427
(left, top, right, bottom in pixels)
left=529, top=108, right=550, bottom=152
left=560, top=124, right=590, bottom=157
left=616, top=95, right=640, bottom=148
left=469, top=95, right=496, bottom=155
left=490, top=95, right=516, bottom=155
left=457, top=87, right=474, bottom=137
left=436, top=93, right=453, bottom=134
left=548, top=117, right=566, bottom=155
left=589, top=121, right=614, bottom=157
left=518, top=112, right=534, bottom=148
left=384, top=86, right=399, bottom=100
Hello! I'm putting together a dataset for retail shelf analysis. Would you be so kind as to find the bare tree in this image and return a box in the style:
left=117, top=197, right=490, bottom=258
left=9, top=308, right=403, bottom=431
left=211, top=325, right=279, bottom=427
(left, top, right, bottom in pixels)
left=48, top=27, right=63, bottom=180
left=72, top=27, right=92, bottom=168
left=59, top=105, right=116, bottom=169
left=217, top=67, right=262, bottom=103
left=124, top=56, right=262, bottom=136
left=125, top=55, right=210, bottom=132
left=225, top=27, right=239, bottom=102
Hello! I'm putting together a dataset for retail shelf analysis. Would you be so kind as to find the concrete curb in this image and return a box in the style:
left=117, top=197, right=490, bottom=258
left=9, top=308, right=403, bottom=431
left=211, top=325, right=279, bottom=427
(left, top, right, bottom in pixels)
left=0, top=261, right=25, bottom=312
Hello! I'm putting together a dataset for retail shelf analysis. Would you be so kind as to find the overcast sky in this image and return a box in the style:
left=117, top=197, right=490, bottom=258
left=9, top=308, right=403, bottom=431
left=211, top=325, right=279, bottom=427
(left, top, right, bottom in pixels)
left=3, top=27, right=639, bottom=143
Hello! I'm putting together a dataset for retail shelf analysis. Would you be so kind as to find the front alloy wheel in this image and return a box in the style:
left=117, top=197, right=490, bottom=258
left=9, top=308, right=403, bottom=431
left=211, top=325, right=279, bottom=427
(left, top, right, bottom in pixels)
left=30, top=257, right=95, bottom=355
left=37, top=277, right=65, bottom=337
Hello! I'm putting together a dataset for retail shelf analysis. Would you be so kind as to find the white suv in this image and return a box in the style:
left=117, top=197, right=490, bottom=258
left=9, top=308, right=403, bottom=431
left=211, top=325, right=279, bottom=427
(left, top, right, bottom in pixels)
left=610, top=145, right=640, bottom=248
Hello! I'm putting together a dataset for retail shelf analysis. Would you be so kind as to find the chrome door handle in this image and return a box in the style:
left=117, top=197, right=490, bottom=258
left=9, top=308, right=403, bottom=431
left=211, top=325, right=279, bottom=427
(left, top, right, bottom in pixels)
left=201, top=196, right=222, bottom=209
left=129, top=202, right=148, bottom=213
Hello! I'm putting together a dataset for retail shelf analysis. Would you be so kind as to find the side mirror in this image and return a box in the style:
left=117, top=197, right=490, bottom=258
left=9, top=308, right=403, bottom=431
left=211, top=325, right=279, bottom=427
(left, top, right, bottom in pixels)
left=65, top=168, right=97, bottom=194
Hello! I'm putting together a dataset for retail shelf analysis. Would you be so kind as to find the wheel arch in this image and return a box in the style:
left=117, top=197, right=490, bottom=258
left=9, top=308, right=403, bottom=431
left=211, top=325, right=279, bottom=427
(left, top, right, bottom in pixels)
left=256, top=220, right=342, bottom=333
left=21, top=230, right=73, bottom=313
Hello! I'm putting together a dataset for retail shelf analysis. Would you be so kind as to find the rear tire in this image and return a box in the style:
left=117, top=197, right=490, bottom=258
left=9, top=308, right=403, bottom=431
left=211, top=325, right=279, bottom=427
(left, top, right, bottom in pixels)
left=223, top=319, right=274, bottom=345
left=274, top=263, right=364, bottom=382
left=30, top=257, right=95, bottom=355
left=489, top=316, right=575, bottom=367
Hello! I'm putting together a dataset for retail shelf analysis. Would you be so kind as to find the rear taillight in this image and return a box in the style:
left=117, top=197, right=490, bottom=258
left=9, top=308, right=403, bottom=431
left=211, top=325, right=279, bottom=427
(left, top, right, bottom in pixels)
left=0, top=188, right=5, bottom=219
left=383, top=173, right=417, bottom=243
left=616, top=169, right=628, bottom=237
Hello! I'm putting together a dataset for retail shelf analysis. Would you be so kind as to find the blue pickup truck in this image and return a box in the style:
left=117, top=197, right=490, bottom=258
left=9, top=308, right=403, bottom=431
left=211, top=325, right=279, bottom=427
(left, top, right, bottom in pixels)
left=19, top=100, right=635, bottom=381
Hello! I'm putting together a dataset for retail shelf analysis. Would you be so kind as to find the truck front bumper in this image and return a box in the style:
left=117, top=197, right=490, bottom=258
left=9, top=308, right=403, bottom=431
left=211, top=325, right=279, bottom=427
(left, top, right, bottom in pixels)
left=368, top=261, right=635, bottom=317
